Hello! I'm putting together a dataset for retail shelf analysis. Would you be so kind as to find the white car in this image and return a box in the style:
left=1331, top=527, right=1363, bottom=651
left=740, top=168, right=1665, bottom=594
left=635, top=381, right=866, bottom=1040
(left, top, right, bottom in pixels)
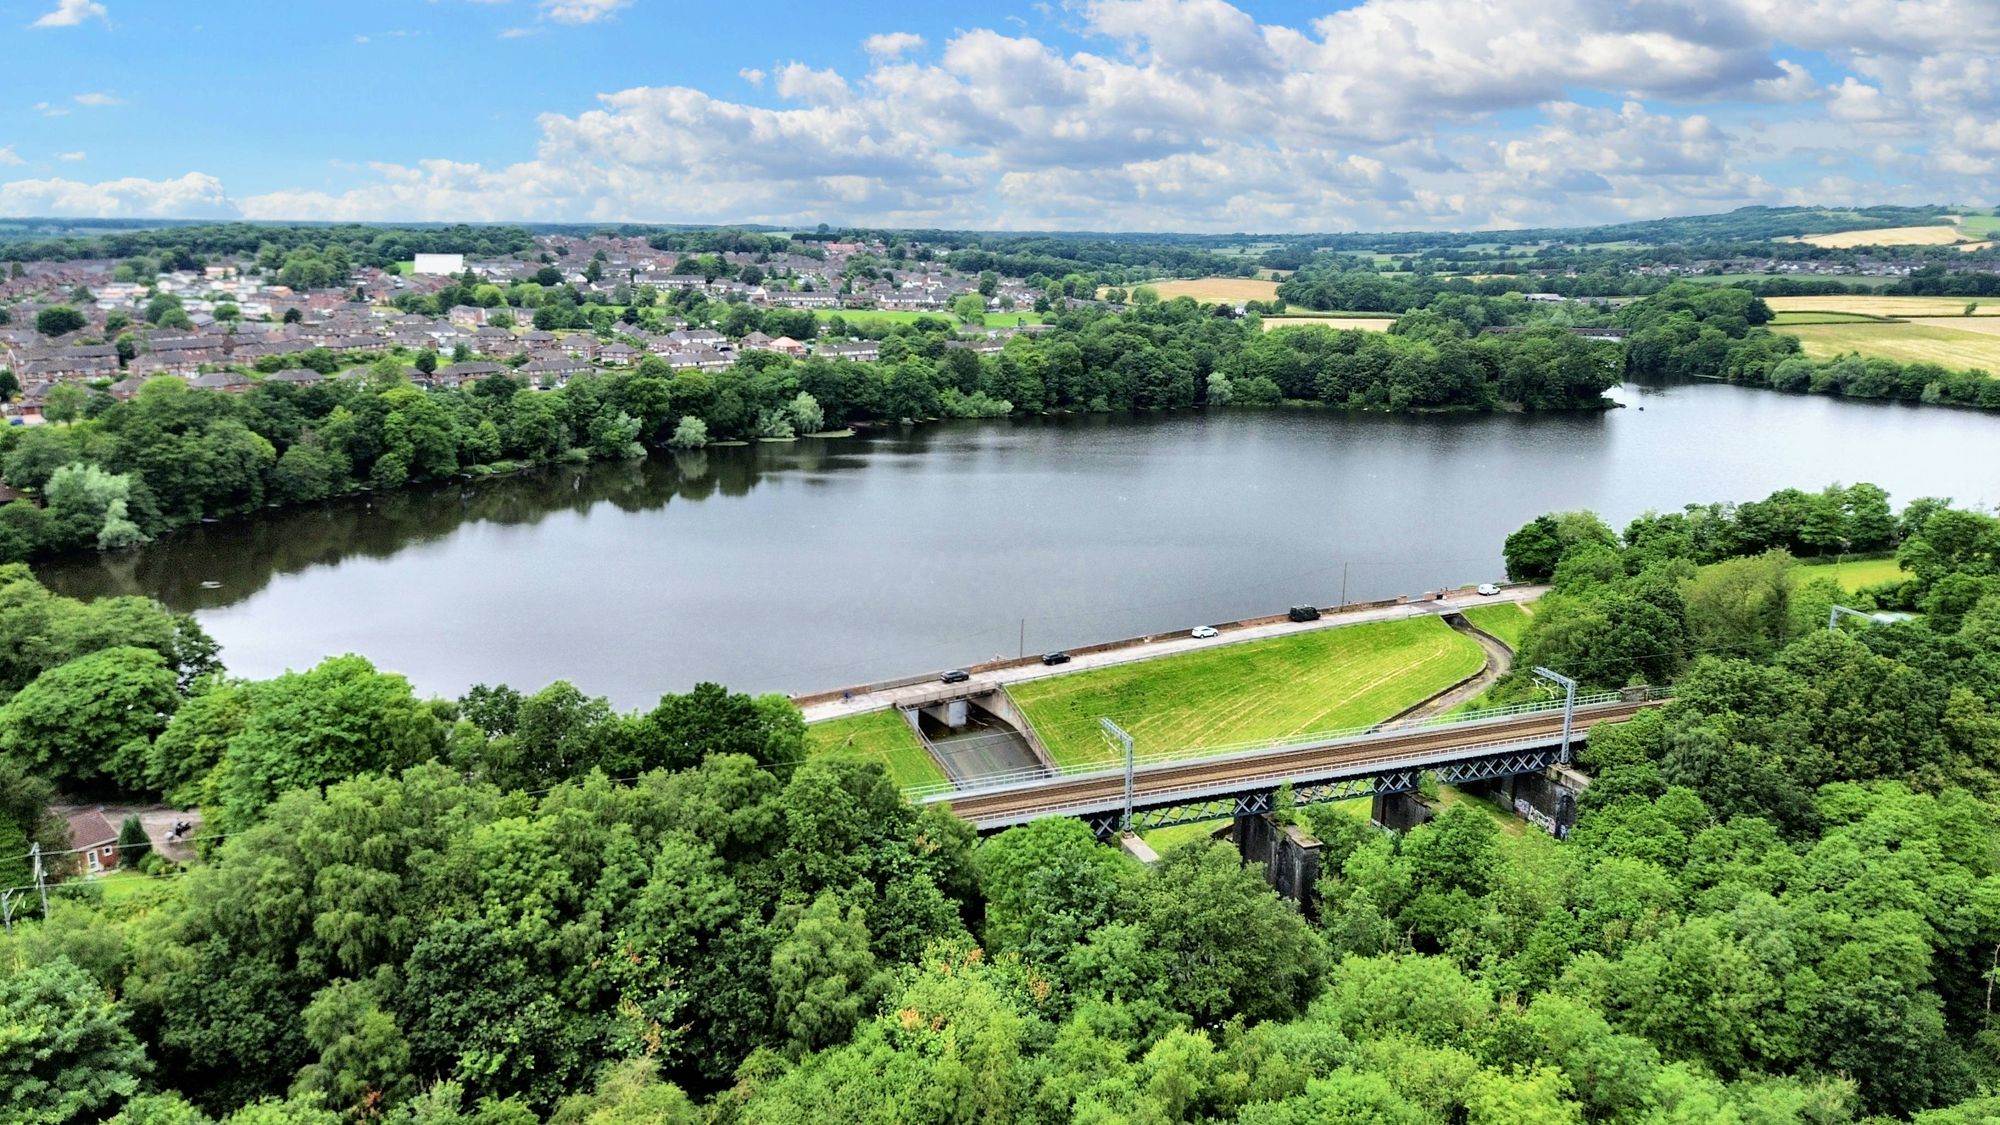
left=1191, top=625, right=1220, bottom=639
left=1476, top=583, right=1501, bottom=596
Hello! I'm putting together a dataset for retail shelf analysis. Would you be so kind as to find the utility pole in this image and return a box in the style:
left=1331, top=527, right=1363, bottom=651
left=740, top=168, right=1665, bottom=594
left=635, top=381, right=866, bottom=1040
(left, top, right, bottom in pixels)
left=1019, top=617, right=1026, bottom=659
left=1340, top=562, right=1349, bottom=610
left=30, top=843, right=47, bottom=919
left=1, top=889, right=15, bottom=935
left=1100, top=718, right=1136, bottom=833
left=1533, top=666, right=1578, bottom=763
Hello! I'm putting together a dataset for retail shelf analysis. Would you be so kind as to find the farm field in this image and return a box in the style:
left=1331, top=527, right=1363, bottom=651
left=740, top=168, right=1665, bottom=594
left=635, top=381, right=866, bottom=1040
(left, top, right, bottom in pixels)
left=1460, top=602, right=1533, bottom=651
left=1791, top=225, right=1987, bottom=249
left=1262, top=316, right=1396, bottom=333
left=1909, top=316, right=2000, bottom=337
left=1769, top=311, right=1882, bottom=325
left=1797, top=555, right=1910, bottom=592
left=805, top=708, right=945, bottom=789
left=1780, top=321, right=2000, bottom=372
left=1762, top=295, right=2000, bottom=318
left=1010, top=616, right=1486, bottom=771
left=1137, top=277, right=1280, bottom=303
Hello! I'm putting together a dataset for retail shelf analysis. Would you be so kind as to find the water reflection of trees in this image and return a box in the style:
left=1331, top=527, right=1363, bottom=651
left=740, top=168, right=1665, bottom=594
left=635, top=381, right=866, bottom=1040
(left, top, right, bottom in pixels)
left=35, top=437, right=879, bottom=609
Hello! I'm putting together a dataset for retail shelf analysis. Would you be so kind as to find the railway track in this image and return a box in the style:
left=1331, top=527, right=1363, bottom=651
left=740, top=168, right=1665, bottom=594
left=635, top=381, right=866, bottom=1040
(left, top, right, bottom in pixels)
left=934, top=700, right=1652, bottom=826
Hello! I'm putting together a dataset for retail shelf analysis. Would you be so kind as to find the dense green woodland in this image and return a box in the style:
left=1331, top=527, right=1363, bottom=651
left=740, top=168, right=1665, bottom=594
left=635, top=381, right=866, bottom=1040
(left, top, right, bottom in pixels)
left=1, top=479, right=1999, bottom=1121
left=0, top=301, right=1615, bottom=564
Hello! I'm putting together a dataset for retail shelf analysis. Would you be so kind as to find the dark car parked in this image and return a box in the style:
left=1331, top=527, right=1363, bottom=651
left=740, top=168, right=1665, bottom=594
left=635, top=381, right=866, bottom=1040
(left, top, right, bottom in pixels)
left=1288, top=605, right=1322, bottom=622
left=1041, top=651, right=1072, bottom=666
left=940, top=668, right=971, bottom=684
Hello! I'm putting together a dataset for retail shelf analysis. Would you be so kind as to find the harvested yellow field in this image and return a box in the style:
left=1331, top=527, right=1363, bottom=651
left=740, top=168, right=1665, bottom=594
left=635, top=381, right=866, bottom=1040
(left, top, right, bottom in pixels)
left=1262, top=317, right=1396, bottom=333
left=1792, top=225, right=1983, bottom=249
left=1763, top=296, right=2000, bottom=318
left=1142, top=277, right=1280, bottom=303
left=1781, top=321, right=2000, bottom=372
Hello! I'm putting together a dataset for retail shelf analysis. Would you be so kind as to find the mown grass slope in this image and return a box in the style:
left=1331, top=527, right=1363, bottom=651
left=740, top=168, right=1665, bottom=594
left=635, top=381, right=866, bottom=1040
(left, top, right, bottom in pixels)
left=1012, top=616, right=1485, bottom=770
left=805, top=709, right=945, bottom=789
left=1460, top=602, right=1534, bottom=651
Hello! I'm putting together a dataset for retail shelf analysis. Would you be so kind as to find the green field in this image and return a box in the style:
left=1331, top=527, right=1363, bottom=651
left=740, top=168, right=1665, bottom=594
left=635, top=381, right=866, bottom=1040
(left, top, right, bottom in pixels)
left=1780, top=320, right=2000, bottom=373
left=1010, top=617, right=1486, bottom=770
left=1958, top=212, right=2000, bottom=238
left=805, top=709, right=945, bottom=789
left=1460, top=602, right=1533, bottom=651
left=1798, top=555, right=1910, bottom=592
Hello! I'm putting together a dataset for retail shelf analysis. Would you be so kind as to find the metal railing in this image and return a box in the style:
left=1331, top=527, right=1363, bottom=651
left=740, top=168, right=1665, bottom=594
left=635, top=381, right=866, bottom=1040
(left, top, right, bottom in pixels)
left=961, top=729, right=1588, bottom=826
left=901, top=688, right=1647, bottom=800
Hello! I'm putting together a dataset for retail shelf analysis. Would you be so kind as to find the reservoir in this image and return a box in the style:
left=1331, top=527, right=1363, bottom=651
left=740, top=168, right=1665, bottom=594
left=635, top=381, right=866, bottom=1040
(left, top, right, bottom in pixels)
left=35, top=380, right=2000, bottom=709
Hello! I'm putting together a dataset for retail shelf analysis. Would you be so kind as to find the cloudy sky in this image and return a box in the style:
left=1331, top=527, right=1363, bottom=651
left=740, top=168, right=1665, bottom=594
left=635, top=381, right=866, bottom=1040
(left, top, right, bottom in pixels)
left=1, top=0, right=1993, bottom=231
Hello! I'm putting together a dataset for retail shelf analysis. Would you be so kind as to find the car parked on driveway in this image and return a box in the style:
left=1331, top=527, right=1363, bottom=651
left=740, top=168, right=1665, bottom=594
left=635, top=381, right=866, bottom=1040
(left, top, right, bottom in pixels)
left=1191, top=626, right=1219, bottom=639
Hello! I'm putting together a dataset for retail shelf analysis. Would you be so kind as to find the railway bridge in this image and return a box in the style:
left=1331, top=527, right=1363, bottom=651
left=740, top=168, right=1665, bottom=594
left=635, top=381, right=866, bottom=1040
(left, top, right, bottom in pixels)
left=914, top=688, right=1664, bottom=840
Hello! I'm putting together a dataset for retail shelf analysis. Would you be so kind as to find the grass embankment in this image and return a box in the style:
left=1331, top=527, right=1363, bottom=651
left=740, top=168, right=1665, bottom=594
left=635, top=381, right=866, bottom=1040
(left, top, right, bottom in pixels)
left=1459, top=602, right=1533, bottom=651
left=805, top=709, right=945, bottom=789
left=1011, top=616, right=1485, bottom=771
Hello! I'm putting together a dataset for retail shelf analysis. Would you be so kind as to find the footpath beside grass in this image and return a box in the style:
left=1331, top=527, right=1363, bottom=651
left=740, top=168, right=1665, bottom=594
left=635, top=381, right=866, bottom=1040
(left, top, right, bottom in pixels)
left=1459, top=602, right=1533, bottom=651
left=805, top=709, right=945, bottom=789
left=1011, top=616, right=1485, bottom=771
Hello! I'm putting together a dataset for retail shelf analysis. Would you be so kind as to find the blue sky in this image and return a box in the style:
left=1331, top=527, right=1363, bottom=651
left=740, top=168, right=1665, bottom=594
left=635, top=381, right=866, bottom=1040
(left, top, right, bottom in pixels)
left=1, top=0, right=1993, bottom=231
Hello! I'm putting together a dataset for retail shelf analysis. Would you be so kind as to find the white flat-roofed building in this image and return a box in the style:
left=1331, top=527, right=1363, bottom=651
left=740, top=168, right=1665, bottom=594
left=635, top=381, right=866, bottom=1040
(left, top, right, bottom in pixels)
left=413, top=253, right=465, bottom=275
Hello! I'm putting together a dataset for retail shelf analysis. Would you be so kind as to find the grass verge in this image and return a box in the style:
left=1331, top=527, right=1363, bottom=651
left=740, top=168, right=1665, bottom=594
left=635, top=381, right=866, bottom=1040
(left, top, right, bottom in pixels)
left=1460, top=602, right=1533, bottom=651
left=806, top=709, right=946, bottom=789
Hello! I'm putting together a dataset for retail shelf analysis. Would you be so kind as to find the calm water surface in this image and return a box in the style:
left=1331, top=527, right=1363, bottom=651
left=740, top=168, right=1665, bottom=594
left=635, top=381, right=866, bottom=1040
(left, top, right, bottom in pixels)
left=37, top=381, right=2000, bottom=707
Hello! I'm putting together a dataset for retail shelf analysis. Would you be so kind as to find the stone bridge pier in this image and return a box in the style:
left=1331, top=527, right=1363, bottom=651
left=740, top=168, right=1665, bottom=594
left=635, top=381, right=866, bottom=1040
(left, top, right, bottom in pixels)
left=1234, top=808, right=1324, bottom=920
left=1461, top=766, right=1584, bottom=838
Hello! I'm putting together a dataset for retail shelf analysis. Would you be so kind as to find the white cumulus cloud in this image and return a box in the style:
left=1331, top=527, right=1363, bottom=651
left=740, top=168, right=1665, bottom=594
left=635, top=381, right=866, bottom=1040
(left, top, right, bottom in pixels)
left=0, top=172, right=237, bottom=218
left=30, top=0, right=107, bottom=28
left=11, top=0, right=1999, bottom=231
left=540, top=0, right=632, bottom=25
left=862, top=32, right=926, bottom=60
